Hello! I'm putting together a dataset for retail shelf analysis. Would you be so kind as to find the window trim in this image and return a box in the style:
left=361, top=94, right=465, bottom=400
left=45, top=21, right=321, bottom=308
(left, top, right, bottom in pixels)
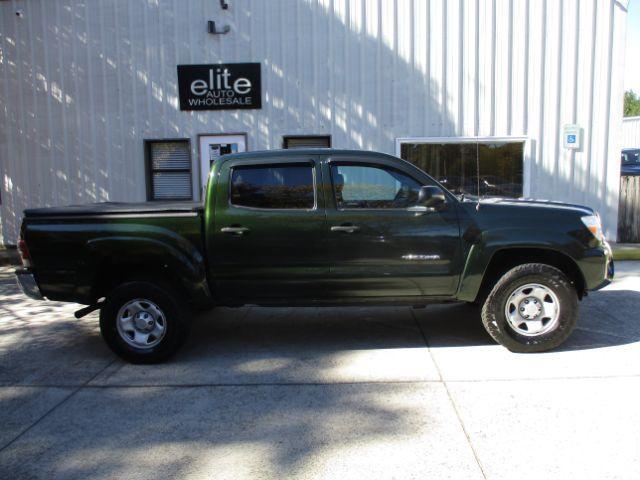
left=329, top=161, right=427, bottom=212
left=228, top=161, right=318, bottom=211
left=144, top=138, right=193, bottom=201
left=197, top=132, right=248, bottom=200
left=282, top=135, right=332, bottom=149
left=394, top=136, right=530, bottom=198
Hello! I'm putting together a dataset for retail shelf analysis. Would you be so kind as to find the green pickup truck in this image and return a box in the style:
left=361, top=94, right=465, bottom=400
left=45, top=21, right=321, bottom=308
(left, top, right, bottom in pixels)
left=15, top=149, right=614, bottom=362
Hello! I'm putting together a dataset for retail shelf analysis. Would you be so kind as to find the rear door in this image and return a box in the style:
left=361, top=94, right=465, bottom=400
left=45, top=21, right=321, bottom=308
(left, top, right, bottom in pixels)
left=208, top=156, right=327, bottom=303
left=322, top=155, right=462, bottom=299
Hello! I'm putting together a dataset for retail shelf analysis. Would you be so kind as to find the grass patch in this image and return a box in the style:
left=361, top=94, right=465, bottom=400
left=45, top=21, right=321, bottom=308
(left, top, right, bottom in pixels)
left=612, top=245, right=640, bottom=261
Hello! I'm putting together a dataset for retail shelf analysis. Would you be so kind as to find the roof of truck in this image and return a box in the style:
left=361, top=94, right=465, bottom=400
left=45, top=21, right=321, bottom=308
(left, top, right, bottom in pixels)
left=218, top=148, right=401, bottom=162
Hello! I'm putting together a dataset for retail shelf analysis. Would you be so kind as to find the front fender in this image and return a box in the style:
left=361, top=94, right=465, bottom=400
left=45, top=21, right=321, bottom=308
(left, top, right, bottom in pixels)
left=456, top=227, right=586, bottom=302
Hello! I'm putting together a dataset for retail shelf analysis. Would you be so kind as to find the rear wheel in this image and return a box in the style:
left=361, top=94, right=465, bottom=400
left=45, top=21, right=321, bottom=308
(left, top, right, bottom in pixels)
left=481, top=263, right=578, bottom=352
left=100, top=281, right=190, bottom=363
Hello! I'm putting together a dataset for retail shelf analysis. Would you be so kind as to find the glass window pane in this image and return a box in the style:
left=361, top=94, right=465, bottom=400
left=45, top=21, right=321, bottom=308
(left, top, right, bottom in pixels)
left=622, top=149, right=640, bottom=165
left=231, top=164, right=315, bottom=209
left=331, top=164, right=422, bottom=209
left=400, top=141, right=524, bottom=198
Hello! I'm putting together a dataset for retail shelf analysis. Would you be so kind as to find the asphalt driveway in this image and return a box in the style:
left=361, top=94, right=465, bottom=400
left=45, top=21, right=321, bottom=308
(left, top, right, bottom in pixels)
left=1, top=262, right=639, bottom=479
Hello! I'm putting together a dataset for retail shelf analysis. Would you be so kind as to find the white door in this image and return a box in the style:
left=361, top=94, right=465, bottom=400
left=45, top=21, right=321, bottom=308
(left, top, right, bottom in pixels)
left=199, top=134, right=247, bottom=197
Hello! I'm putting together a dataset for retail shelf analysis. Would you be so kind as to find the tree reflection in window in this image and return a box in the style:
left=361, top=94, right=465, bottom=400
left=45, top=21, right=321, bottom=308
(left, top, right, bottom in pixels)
left=400, top=142, right=524, bottom=198
left=231, top=164, right=315, bottom=209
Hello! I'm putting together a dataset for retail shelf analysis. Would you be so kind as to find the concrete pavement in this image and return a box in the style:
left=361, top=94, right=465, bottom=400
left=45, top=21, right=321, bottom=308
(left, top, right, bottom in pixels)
left=1, top=263, right=639, bottom=479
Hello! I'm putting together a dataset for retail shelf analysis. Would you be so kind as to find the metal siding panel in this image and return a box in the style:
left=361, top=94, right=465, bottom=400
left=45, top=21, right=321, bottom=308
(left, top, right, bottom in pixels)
left=461, top=0, right=478, bottom=137
left=574, top=0, right=597, bottom=206
left=477, top=0, right=494, bottom=137
left=445, top=0, right=461, bottom=136
left=510, top=0, right=527, bottom=136
left=604, top=1, right=626, bottom=237
left=494, top=0, right=510, bottom=135
left=526, top=0, right=545, bottom=194
left=589, top=0, right=610, bottom=214
left=558, top=0, right=578, bottom=203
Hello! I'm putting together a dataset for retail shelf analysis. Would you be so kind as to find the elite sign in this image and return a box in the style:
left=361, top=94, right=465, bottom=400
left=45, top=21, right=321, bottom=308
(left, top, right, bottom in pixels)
left=177, top=63, right=261, bottom=111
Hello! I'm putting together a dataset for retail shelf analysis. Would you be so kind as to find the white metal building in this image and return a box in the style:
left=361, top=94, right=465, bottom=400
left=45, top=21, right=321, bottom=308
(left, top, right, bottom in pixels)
left=0, top=0, right=629, bottom=244
left=622, top=116, right=640, bottom=148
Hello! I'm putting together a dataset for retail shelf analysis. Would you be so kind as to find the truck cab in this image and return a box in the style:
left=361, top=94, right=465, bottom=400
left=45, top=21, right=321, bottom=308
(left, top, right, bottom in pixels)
left=207, top=150, right=463, bottom=304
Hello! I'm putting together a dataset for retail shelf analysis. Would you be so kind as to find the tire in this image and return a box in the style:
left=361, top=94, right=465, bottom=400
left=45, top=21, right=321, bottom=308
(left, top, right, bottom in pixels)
left=100, top=281, right=190, bottom=363
left=481, top=263, right=578, bottom=353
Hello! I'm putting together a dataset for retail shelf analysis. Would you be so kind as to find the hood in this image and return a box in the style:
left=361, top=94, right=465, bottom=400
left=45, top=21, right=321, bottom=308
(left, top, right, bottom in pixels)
left=463, top=197, right=594, bottom=216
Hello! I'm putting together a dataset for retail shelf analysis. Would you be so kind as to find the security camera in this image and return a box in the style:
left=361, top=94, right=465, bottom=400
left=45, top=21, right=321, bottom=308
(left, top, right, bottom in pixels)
left=15, top=10, right=24, bottom=18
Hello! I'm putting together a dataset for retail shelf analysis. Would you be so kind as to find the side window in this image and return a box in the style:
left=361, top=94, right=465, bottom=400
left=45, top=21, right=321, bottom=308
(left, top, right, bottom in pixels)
left=230, top=164, right=315, bottom=209
left=331, top=164, right=422, bottom=209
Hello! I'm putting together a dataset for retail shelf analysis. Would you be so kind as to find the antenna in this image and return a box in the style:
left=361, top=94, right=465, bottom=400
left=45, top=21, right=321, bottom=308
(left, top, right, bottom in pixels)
left=476, top=137, right=481, bottom=211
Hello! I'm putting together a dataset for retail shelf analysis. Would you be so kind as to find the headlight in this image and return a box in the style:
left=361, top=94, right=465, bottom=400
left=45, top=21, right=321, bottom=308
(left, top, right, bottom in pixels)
left=581, top=214, right=603, bottom=240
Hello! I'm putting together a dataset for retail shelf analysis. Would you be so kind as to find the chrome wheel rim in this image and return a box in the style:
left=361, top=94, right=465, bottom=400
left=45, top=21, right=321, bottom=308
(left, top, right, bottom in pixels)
left=504, top=283, right=560, bottom=337
left=116, top=299, right=166, bottom=349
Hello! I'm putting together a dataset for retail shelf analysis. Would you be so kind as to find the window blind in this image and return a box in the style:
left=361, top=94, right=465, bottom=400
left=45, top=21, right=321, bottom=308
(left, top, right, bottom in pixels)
left=147, top=141, right=192, bottom=200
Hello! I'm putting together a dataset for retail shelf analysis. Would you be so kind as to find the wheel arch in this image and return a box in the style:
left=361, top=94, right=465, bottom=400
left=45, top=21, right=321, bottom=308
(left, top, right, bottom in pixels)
left=460, top=246, right=587, bottom=303
left=83, top=237, right=212, bottom=307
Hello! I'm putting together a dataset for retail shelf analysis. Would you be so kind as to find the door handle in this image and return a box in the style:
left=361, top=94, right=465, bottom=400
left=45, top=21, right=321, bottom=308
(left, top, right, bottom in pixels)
left=221, top=226, right=250, bottom=235
left=330, top=225, right=360, bottom=234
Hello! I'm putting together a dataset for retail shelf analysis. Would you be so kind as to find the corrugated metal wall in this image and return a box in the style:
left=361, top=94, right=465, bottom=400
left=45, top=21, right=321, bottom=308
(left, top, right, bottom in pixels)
left=0, top=0, right=628, bottom=243
left=622, top=116, right=640, bottom=148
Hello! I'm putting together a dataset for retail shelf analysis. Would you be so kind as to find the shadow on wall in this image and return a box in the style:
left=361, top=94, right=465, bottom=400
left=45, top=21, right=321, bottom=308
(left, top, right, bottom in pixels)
left=0, top=0, right=457, bottom=245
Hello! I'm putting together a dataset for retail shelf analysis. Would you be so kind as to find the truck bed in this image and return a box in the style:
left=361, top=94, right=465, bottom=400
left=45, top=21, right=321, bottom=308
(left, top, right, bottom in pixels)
left=24, top=201, right=203, bottom=217
left=20, top=201, right=207, bottom=304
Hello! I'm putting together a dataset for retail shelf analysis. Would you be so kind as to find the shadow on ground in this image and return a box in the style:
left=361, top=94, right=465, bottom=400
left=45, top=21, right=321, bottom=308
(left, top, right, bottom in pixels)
left=2, top=263, right=640, bottom=478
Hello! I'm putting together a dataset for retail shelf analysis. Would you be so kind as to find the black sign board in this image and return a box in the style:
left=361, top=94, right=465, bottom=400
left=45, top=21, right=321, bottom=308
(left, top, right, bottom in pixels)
left=177, top=63, right=261, bottom=111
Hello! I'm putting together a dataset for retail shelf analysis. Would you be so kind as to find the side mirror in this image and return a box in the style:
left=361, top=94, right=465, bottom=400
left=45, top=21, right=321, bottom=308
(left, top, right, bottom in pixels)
left=417, top=185, right=446, bottom=209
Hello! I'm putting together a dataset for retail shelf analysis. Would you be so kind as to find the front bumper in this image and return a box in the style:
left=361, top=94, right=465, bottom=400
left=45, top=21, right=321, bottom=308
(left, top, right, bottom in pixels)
left=588, top=241, right=614, bottom=291
left=15, top=269, right=44, bottom=300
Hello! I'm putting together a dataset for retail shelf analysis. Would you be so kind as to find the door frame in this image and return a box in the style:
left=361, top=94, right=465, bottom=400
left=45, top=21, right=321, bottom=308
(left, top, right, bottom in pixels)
left=394, top=136, right=531, bottom=197
left=321, top=153, right=463, bottom=299
left=197, top=132, right=248, bottom=200
left=207, top=154, right=329, bottom=303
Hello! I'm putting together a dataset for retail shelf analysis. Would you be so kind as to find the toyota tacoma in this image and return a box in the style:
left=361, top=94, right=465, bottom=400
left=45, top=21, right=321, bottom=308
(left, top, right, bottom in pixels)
left=15, top=149, right=614, bottom=362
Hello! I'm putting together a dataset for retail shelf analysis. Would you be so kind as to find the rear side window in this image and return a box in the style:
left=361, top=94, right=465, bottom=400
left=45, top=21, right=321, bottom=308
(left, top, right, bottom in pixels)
left=230, top=164, right=315, bottom=209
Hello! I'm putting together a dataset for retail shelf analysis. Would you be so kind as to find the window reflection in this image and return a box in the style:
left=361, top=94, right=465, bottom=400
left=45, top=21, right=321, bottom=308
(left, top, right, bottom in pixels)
left=231, top=164, right=315, bottom=209
left=331, top=164, right=422, bottom=209
left=400, top=142, right=524, bottom=198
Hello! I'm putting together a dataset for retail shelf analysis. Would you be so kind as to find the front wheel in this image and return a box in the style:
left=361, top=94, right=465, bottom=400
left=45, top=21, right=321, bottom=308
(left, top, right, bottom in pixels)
left=481, top=263, right=578, bottom=352
left=100, top=281, right=190, bottom=363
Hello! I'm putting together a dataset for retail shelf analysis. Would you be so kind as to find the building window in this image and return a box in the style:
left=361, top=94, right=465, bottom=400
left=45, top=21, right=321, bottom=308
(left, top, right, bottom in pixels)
left=330, top=164, right=422, bottom=209
left=282, top=135, right=331, bottom=149
left=145, top=140, right=193, bottom=201
left=230, top=163, right=315, bottom=209
left=398, top=139, right=524, bottom=198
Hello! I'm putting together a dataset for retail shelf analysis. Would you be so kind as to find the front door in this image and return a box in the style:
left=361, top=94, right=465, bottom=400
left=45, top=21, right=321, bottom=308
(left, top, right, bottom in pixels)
left=199, top=134, right=246, bottom=198
left=323, top=156, right=462, bottom=299
left=209, top=156, right=328, bottom=303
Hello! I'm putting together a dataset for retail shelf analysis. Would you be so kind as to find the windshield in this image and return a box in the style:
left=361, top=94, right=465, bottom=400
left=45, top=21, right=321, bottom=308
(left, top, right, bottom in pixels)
left=621, top=149, right=640, bottom=165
